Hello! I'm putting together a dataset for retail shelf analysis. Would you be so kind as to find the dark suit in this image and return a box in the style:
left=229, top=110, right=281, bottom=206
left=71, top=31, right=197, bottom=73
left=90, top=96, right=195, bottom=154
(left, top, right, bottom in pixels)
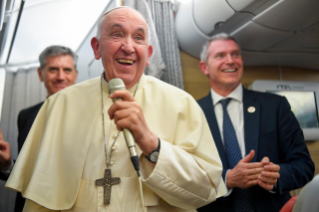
left=0, top=102, right=43, bottom=212
left=198, top=88, right=314, bottom=212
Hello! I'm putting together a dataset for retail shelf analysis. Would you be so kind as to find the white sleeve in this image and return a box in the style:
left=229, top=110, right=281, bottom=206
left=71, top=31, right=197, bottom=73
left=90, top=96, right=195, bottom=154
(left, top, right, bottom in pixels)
left=140, top=139, right=226, bottom=210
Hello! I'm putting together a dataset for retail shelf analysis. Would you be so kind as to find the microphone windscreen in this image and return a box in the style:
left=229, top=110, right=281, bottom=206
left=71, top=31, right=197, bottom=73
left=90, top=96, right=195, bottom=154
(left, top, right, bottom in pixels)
left=108, top=78, right=126, bottom=95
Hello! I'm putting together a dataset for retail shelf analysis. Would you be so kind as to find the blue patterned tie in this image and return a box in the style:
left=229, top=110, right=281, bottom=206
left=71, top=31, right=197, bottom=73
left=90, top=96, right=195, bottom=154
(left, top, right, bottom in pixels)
left=221, top=98, right=256, bottom=212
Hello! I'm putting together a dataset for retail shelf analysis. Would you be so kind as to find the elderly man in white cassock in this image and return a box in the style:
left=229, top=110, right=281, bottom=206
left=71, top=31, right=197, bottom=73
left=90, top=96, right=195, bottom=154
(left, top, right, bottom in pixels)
left=5, top=7, right=226, bottom=212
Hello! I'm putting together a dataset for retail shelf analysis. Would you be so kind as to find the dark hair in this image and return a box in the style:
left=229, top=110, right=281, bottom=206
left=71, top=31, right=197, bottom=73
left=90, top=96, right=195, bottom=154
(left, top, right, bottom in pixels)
left=39, top=45, right=78, bottom=70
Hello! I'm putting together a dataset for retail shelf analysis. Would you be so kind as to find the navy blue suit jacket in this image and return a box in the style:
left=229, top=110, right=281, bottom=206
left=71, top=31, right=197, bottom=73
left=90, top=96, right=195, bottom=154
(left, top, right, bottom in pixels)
left=0, top=102, right=43, bottom=212
left=197, top=88, right=314, bottom=212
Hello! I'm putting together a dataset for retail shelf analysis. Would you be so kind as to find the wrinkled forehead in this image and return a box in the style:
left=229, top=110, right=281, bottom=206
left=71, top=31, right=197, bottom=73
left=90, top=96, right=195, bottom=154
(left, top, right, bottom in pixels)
left=102, top=7, right=149, bottom=32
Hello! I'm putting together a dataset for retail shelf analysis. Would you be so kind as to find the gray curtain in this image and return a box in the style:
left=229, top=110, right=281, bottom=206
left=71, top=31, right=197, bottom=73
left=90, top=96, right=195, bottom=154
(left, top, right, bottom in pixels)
left=148, top=0, right=184, bottom=89
left=124, top=0, right=166, bottom=79
left=124, top=0, right=184, bottom=89
left=0, top=67, right=46, bottom=212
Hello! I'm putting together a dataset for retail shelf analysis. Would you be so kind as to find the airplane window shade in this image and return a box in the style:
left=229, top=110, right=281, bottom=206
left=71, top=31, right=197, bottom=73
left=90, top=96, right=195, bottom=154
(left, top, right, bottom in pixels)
left=250, top=80, right=319, bottom=141
left=268, top=91, right=319, bottom=128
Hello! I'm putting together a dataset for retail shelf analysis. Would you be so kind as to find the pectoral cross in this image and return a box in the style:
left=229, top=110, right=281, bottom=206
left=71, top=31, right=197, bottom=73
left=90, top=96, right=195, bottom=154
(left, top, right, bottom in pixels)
left=95, top=169, right=121, bottom=205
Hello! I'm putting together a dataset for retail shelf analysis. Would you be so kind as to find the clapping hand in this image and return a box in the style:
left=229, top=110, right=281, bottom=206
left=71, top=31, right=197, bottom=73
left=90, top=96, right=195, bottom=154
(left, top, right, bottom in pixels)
left=0, top=128, right=12, bottom=171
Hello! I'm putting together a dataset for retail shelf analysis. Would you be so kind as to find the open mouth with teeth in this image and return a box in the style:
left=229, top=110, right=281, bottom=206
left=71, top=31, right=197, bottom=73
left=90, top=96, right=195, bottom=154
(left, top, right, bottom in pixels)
left=116, top=59, right=135, bottom=65
left=223, top=69, right=237, bottom=73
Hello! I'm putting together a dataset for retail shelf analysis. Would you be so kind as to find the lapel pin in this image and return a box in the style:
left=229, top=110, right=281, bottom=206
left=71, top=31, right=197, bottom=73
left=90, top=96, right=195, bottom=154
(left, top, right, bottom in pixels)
left=248, top=106, right=255, bottom=113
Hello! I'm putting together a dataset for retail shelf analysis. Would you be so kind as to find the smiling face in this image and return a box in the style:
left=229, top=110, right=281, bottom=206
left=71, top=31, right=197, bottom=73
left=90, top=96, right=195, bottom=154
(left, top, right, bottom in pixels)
left=91, top=7, right=153, bottom=88
left=200, top=39, right=243, bottom=96
left=37, top=55, right=78, bottom=97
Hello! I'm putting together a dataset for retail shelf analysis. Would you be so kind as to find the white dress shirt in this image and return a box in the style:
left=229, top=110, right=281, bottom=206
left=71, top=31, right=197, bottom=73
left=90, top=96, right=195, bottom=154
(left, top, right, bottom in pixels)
left=210, top=84, right=245, bottom=158
left=211, top=84, right=245, bottom=194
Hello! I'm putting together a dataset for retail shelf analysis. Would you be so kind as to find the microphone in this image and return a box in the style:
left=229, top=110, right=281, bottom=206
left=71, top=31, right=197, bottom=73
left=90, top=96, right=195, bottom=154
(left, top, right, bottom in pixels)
left=108, top=78, right=140, bottom=176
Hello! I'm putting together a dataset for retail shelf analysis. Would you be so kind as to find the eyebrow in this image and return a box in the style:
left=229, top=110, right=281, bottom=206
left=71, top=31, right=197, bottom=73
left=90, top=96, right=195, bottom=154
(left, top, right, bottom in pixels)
left=212, top=51, right=225, bottom=57
left=214, top=49, right=240, bottom=55
left=136, top=27, right=146, bottom=35
left=47, top=66, right=74, bottom=70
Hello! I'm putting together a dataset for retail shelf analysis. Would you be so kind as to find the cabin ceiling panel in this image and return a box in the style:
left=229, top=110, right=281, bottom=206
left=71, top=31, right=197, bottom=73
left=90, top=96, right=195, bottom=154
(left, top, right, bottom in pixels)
left=266, top=31, right=319, bottom=53
left=226, top=0, right=254, bottom=11
left=242, top=51, right=319, bottom=70
left=231, top=21, right=294, bottom=51
left=253, top=0, right=319, bottom=32
left=227, top=0, right=279, bottom=15
left=208, top=12, right=254, bottom=37
left=302, top=21, right=319, bottom=33
left=7, top=0, right=110, bottom=65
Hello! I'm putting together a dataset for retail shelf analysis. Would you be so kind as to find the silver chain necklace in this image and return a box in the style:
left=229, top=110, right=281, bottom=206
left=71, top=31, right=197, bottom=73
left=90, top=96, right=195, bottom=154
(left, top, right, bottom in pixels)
left=96, top=75, right=140, bottom=205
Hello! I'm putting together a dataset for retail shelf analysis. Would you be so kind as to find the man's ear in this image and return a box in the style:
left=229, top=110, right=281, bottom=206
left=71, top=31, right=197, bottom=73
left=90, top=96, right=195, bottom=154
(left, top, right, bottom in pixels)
left=146, top=45, right=153, bottom=66
left=91, top=37, right=101, bottom=60
left=37, top=67, right=44, bottom=82
left=199, top=61, right=209, bottom=76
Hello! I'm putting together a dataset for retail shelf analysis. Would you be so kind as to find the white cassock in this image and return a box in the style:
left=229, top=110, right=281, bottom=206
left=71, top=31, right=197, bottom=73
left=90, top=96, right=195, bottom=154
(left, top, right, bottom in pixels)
left=6, top=74, right=226, bottom=212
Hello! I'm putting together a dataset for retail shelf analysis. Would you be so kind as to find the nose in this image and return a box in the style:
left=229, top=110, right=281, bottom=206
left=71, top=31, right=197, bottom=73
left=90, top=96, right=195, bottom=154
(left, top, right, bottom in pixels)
left=121, top=38, right=135, bottom=54
left=56, top=69, right=66, bottom=81
left=226, top=54, right=234, bottom=64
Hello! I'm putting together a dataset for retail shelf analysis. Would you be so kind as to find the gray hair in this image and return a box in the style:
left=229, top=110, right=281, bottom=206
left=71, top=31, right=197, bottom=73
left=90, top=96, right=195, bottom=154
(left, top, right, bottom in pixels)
left=200, top=33, right=240, bottom=63
left=39, top=45, right=78, bottom=70
left=96, top=6, right=149, bottom=40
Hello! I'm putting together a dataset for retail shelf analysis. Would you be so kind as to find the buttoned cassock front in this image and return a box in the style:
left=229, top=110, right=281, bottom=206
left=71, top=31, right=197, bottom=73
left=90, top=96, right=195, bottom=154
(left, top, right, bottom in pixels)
left=6, top=75, right=226, bottom=212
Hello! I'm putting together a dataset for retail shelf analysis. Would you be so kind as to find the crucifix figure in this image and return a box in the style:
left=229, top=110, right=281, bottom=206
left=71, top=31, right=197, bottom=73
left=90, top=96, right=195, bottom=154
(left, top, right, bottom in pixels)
left=95, top=169, right=121, bottom=205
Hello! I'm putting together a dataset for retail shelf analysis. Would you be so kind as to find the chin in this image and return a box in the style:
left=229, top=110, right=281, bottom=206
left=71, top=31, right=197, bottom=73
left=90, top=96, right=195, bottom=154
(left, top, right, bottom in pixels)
left=119, top=75, right=136, bottom=84
left=53, top=88, right=64, bottom=93
left=123, top=80, right=134, bottom=88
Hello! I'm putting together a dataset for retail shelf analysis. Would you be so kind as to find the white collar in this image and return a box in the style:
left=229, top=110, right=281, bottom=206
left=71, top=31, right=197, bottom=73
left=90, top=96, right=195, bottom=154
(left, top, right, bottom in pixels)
left=210, top=84, right=243, bottom=106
